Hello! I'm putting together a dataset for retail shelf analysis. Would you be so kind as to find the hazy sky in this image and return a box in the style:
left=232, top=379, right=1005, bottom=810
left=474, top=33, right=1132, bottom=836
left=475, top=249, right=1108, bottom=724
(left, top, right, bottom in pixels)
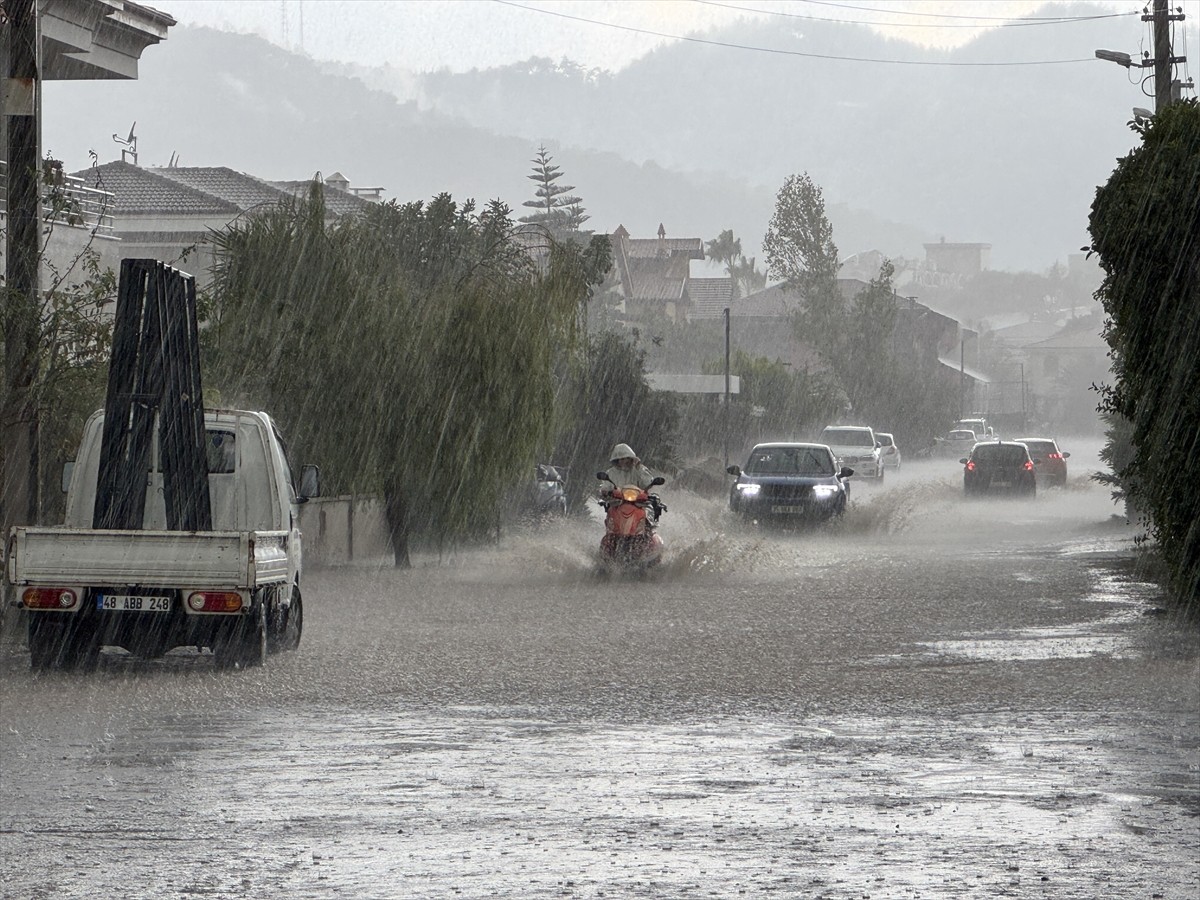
left=162, top=0, right=1151, bottom=73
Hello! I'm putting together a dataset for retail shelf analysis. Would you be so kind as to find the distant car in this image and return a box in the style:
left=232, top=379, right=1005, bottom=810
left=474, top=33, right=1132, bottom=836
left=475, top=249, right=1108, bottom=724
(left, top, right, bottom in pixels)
left=962, top=440, right=1037, bottom=497
left=819, top=425, right=884, bottom=480
left=876, top=432, right=902, bottom=470
left=936, top=429, right=979, bottom=459
left=727, top=442, right=853, bottom=523
left=1014, top=437, right=1070, bottom=486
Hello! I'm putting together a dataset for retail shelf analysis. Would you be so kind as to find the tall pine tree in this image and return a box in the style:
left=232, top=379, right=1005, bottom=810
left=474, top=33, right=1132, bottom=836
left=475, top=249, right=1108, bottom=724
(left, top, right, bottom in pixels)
left=520, top=145, right=588, bottom=234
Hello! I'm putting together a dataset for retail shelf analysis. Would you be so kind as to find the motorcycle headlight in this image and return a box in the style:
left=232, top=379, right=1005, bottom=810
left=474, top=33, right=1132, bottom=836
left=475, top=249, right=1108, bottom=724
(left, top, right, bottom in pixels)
left=621, top=487, right=642, bottom=502
left=812, top=484, right=839, bottom=498
left=735, top=483, right=761, bottom=497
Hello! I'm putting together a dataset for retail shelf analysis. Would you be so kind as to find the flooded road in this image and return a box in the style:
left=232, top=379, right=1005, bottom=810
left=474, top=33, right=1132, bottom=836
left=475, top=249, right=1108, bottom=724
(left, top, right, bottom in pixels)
left=2, top=444, right=1198, bottom=898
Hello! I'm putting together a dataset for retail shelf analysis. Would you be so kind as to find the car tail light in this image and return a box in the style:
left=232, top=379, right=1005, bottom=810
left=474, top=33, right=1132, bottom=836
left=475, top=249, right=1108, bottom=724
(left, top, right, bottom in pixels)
left=966, top=461, right=976, bottom=471
left=1047, top=452, right=1063, bottom=460
left=22, top=587, right=78, bottom=609
left=187, top=591, right=243, bottom=613
left=1024, top=461, right=1035, bottom=471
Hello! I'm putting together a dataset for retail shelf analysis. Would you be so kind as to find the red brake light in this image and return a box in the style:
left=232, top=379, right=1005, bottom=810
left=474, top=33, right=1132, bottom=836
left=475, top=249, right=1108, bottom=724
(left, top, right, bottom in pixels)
left=187, top=591, right=244, bottom=613
left=22, top=587, right=79, bottom=609
left=1024, top=461, right=1035, bottom=471
left=965, top=461, right=975, bottom=471
left=1047, top=452, right=1062, bottom=460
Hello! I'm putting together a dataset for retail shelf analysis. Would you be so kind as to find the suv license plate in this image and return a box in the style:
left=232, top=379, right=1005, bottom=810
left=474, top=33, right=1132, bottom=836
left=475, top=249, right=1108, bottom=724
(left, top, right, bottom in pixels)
left=96, top=594, right=172, bottom=612
left=771, top=505, right=806, bottom=514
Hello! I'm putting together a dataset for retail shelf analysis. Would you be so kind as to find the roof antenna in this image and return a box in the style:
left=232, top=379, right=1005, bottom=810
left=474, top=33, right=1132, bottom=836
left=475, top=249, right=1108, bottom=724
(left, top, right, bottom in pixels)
left=113, top=122, right=138, bottom=165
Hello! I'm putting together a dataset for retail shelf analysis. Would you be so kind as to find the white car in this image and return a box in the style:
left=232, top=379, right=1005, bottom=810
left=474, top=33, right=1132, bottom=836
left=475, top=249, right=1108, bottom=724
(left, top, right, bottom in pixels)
left=876, top=432, right=902, bottom=470
left=818, top=425, right=885, bottom=481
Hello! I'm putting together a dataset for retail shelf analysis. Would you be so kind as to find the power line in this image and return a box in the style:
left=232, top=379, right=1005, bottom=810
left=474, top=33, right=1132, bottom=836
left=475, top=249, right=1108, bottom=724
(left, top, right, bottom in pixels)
left=695, top=0, right=1140, bottom=29
left=797, top=0, right=1140, bottom=22
left=493, top=0, right=1097, bottom=66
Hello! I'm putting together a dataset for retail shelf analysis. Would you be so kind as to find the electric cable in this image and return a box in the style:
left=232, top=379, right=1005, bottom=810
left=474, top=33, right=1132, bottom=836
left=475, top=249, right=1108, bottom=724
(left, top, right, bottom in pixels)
left=694, top=0, right=1140, bottom=29
left=493, top=0, right=1098, bottom=66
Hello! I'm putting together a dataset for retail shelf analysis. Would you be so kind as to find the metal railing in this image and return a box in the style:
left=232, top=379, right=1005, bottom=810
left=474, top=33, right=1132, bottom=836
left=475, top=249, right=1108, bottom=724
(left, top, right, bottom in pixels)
left=0, top=160, right=117, bottom=237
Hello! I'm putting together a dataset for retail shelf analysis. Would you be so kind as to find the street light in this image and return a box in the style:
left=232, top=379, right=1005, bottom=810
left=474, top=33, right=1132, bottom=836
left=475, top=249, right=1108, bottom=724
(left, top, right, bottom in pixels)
left=1095, top=48, right=1133, bottom=67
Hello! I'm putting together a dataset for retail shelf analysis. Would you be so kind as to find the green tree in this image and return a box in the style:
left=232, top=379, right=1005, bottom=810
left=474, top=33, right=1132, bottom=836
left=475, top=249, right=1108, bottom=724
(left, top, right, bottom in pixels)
left=551, top=330, right=679, bottom=509
left=1089, top=99, right=1200, bottom=608
left=705, top=229, right=767, bottom=299
left=207, top=184, right=604, bottom=566
left=763, top=172, right=842, bottom=343
left=520, top=144, right=588, bottom=235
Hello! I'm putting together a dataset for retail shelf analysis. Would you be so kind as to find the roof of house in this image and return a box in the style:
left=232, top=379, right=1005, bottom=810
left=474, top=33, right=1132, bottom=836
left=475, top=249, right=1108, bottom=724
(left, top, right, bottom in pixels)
left=72, top=161, right=376, bottom=220
left=1022, top=316, right=1107, bottom=351
left=269, top=180, right=376, bottom=217
left=74, top=161, right=240, bottom=215
left=731, top=283, right=801, bottom=318
left=625, top=255, right=689, bottom=302
left=623, top=237, right=705, bottom=260
left=938, top=355, right=991, bottom=383
left=687, top=278, right=735, bottom=320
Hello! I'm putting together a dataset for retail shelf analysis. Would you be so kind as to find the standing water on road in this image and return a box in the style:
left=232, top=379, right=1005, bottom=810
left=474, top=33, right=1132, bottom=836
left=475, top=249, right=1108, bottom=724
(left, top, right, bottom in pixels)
left=2, top=441, right=1197, bottom=898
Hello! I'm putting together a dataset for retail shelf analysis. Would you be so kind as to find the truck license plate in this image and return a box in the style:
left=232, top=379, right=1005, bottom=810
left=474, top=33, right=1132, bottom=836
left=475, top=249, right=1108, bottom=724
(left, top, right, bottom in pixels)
left=96, top=594, right=172, bottom=612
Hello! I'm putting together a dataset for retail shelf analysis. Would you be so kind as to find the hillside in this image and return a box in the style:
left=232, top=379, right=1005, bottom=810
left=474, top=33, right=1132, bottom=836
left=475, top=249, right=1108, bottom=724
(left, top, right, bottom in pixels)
left=43, top=26, right=930, bottom=268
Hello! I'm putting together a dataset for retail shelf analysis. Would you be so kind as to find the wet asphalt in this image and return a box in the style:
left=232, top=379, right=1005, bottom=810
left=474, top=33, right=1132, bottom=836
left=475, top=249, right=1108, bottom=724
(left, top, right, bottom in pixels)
left=1, top=443, right=1197, bottom=898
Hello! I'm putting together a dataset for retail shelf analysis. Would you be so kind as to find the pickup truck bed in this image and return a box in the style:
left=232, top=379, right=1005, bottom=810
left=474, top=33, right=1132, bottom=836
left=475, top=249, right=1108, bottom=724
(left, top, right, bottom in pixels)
left=7, top=526, right=289, bottom=590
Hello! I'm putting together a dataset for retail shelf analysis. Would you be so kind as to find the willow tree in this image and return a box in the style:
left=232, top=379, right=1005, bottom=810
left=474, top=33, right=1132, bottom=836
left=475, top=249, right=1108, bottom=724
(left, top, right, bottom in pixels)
left=206, top=184, right=603, bottom=566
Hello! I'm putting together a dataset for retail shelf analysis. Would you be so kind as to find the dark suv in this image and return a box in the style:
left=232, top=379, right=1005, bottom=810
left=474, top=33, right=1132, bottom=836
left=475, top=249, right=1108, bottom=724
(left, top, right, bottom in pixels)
left=961, top=441, right=1037, bottom=497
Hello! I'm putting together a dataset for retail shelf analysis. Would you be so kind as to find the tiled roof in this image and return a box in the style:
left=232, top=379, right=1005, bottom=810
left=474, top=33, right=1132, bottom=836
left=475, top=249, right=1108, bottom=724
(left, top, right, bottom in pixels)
left=73, top=161, right=239, bottom=215
left=270, top=180, right=376, bottom=217
left=70, top=162, right=375, bottom=220
left=686, top=278, right=735, bottom=320
left=732, top=284, right=802, bottom=318
left=152, top=167, right=295, bottom=212
left=626, top=255, right=687, bottom=301
left=624, top=237, right=705, bottom=260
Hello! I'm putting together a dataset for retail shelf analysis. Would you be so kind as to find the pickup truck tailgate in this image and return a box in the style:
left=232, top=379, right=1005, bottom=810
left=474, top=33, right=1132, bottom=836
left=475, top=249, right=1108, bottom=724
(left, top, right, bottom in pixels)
left=7, top=526, right=288, bottom=590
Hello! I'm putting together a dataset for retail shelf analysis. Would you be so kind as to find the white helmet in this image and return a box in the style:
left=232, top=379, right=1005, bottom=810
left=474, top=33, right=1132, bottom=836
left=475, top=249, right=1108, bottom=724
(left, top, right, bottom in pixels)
left=609, top=443, right=638, bottom=463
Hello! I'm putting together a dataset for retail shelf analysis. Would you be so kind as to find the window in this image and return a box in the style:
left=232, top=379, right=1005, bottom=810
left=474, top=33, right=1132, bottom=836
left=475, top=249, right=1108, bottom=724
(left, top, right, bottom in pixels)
left=206, top=430, right=237, bottom=474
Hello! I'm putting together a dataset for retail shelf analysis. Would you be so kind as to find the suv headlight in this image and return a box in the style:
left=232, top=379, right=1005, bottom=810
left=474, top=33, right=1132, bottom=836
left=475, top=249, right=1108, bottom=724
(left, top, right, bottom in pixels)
left=812, top=484, right=839, bottom=498
left=735, top=483, right=761, bottom=497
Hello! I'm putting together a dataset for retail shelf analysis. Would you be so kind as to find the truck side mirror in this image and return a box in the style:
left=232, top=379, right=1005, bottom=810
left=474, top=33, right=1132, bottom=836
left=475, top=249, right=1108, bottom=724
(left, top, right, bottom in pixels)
left=61, top=461, right=75, bottom=494
left=298, top=465, right=320, bottom=501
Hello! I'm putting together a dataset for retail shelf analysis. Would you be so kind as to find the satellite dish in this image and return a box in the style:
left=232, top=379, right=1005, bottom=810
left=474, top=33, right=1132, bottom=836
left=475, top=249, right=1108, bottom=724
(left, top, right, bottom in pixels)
left=1132, top=107, right=1153, bottom=120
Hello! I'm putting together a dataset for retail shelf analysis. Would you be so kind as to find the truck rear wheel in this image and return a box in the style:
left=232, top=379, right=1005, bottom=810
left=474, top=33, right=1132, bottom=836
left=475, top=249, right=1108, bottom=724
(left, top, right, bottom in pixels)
left=267, top=584, right=303, bottom=653
left=214, top=604, right=266, bottom=668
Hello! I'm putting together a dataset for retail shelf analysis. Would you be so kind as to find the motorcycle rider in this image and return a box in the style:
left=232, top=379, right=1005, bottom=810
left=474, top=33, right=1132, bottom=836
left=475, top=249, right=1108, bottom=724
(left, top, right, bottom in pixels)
left=602, top=443, right=664, bottom=526
left=603, top=443, right=656, bottom=490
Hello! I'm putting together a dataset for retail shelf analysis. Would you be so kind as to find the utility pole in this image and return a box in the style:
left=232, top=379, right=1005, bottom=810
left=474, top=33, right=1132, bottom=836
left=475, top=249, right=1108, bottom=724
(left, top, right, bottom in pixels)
left=1095, top=0, right=1190, bottom=113
left=723, top=307, right=731, bottom=472
left=2, top=0, right=42, bottom=534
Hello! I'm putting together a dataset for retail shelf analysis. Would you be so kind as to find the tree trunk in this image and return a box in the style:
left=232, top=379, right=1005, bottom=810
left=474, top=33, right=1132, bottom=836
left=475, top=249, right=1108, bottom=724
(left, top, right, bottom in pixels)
left=383, top=485, right=411, bottom=569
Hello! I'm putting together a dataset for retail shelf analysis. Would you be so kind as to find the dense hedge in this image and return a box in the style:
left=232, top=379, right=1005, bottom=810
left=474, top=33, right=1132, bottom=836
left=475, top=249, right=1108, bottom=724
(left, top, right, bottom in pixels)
left=1089, top=99, right=1200, bottom=610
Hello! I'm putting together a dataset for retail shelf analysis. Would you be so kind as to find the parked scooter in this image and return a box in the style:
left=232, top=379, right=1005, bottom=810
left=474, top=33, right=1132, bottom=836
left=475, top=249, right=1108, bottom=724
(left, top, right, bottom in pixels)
left=533, top=464, right=568, bottom=515
left=596, top=471, right=667, bottom=572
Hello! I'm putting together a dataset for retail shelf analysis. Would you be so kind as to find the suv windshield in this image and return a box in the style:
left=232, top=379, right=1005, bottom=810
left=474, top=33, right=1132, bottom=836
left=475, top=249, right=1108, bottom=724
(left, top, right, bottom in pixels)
left=745, top=447, right=835, bottom=477
left=821, top=429, right=873, bottom=447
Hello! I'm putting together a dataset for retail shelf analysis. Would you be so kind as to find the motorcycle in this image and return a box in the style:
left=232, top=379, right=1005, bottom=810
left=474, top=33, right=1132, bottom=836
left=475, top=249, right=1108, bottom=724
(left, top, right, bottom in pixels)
left=596, top=471, right=667, bottom=572
left=533, top=463, right=568, bottom=516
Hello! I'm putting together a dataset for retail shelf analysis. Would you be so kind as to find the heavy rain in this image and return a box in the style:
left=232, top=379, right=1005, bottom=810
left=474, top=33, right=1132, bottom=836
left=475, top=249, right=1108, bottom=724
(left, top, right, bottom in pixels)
left=2, top=1, right=1198, bottom=898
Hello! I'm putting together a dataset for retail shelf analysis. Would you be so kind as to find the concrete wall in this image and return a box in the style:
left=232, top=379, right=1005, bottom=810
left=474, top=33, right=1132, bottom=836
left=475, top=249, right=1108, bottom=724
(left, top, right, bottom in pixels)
left=297, top=495, right=394, bottom=567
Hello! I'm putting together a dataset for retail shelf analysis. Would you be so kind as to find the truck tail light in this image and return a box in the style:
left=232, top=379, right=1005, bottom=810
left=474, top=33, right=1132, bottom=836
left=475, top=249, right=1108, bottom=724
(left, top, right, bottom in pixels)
left=23, top=587, right=78, bottom=610
left=187, top=591, right=243, bottom=613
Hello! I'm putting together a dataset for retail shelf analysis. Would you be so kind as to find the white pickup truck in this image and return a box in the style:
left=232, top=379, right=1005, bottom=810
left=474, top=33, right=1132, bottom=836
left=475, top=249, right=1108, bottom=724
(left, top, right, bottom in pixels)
left=6, top=408, right=318, bottom=670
